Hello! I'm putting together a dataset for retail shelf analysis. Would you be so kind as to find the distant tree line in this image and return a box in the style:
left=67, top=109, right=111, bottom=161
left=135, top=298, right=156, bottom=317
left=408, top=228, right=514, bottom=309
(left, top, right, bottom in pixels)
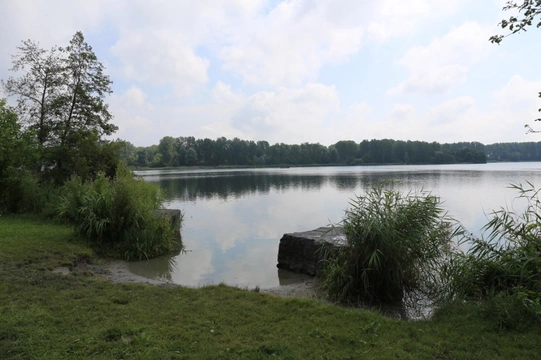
left=442, top=141, right=541, bottom=162
left=120, top=137, right=492, bottom=168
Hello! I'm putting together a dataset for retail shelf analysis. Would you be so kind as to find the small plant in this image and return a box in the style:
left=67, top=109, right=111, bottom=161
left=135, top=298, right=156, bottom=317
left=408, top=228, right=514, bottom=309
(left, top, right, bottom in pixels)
left=54, top=164, right=182, bottom=260
left=321, top=183, right=459, bottom=304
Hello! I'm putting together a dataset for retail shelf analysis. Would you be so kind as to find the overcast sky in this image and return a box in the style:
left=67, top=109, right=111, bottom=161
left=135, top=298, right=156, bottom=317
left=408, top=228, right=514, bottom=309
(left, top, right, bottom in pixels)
left=1, top=0, right=540, bottom=147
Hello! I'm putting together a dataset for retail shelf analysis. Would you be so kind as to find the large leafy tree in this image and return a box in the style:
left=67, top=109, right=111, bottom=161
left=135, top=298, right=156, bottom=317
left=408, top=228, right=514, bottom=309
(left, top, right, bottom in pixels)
left=55, top=32, right=117, bottom=147
left=490, top=1, right=541, bottom=131
left=1, top=31, right=118, bottom=182
left=1, top=41, right=62, bottom=148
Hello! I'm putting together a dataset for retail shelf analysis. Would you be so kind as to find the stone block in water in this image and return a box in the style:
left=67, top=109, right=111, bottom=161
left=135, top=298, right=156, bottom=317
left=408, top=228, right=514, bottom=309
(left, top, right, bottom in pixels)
left=277, top=227, right=346, bottom=276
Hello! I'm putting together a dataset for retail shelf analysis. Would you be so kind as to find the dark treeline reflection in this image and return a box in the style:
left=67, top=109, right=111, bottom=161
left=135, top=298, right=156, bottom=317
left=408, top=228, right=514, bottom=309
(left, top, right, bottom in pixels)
left=154, top=173, right=328, bottom=201
left=144, top=170, right=449, bottom=202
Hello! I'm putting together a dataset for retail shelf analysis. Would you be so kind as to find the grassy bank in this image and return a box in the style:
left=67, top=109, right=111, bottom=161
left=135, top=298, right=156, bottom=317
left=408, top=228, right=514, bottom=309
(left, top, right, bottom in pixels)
left=1, top=215, right=540, bottom=359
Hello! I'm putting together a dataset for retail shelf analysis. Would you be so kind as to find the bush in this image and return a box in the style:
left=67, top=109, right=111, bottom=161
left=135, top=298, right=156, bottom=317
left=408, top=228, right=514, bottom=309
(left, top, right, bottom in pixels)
left=54, top=164, right=182, bottom=260
left=444, top=182, right=541, bottom=327
left=0, top=169, right=55, bottom=214
left=321, top=184, right=458, bottom=304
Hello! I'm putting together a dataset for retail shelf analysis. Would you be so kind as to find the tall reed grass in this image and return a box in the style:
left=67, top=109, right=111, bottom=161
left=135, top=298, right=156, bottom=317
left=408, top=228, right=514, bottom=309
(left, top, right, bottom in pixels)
left=442, top=182, right=541, bottom=329
left=54, top=164, right=182, bottom=260
left=321, top=183, right=459, bottom=304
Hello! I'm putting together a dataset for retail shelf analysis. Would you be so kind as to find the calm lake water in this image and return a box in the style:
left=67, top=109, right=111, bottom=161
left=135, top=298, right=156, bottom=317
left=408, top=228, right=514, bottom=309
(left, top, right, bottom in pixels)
left=130, top=162, right=541, bottom=289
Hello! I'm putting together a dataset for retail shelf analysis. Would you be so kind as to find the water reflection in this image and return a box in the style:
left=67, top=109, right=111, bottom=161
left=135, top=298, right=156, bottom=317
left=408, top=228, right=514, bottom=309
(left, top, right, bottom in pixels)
left=127, top=253, right=180, bottom=282
left=148, top=170, right=449, bottom=202
left=129, top=164, right=541, bottom=289
left=152, top=172, right=331, bottom=202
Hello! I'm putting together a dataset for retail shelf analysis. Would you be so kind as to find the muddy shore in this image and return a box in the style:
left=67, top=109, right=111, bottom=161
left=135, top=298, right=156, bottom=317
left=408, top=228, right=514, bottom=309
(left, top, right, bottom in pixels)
left=53, top=259, right=324, bottom=300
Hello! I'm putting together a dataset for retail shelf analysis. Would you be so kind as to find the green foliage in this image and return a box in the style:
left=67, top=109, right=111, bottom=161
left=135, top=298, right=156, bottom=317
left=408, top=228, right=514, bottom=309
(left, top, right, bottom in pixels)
left=157, top=136, right=178, bottom=167
left=1, top=32, right=118, bottom=185
left=334, top=140, right=358, bottom=163
left=1, top=170, right=56, bottom=214
left=484, top=141, right=541, bottom=162
left=0, top=99, right=42, bottom=213
left=490, top=0, right=541, bottom=44
left=129, top=135, right=495, bottom=168
left=321, top=184, right=458, bottom=303
left=185, top=147, right=198, bottom=165
left=0, top=99, right=22, bottom=169
left=443, top=182, right=541, bottom=328
left=45, top=133, right=123, bottom=184
left=54, top=164, right=181, bottom=260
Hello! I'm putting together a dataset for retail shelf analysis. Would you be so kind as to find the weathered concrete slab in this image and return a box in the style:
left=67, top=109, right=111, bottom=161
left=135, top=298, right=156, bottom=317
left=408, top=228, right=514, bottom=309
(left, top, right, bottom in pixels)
left=277, top=227, right=346, bottom=276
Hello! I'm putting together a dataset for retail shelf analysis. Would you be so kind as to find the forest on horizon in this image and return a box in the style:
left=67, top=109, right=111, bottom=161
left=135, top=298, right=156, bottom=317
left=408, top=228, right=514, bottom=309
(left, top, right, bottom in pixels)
left=118, top=136, right=541, bottom=168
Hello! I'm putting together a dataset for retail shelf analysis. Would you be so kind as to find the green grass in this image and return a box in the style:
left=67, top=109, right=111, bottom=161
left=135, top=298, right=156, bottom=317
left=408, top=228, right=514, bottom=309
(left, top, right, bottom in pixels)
left=1, top=215, right=541, bottom=359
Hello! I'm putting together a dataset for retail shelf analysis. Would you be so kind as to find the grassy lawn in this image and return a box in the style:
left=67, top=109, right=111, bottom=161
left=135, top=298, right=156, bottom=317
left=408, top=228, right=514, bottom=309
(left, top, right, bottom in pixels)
left=1, top=215, right=540, bottom=359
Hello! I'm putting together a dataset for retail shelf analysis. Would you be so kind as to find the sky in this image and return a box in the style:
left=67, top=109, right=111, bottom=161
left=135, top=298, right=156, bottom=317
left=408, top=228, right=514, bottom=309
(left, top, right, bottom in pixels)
left=1, top=0, right=540, bottom=147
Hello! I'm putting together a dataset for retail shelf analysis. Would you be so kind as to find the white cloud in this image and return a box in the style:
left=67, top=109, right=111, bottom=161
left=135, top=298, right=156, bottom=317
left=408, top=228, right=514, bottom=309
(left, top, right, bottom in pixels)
left=494, top=75, right=541, bottom=110
left=211, top=81, right=245, bottom=104
left=110, top=30, right=209, bottom=96
left=214, top=0, right=468, bottom=87
left=230, top=83, right=340, bottom=142
left=427, top=96, right=476, bottom=125
left=217, top=0, right=365, bottom=86
left=108, top=86, right=155, bottom=145
left=124, top=86, right=148, bottom=107
left=389, top=103, right=416, bottom=120
left=345, top=102, right=373, bottom=122
left=368, top=0, right=464, bottom=42
left=377, top=81, right=540, bottom=144
left=389, top=65, right=469, bottom=96
left=389, top=22, right=494, bottom=95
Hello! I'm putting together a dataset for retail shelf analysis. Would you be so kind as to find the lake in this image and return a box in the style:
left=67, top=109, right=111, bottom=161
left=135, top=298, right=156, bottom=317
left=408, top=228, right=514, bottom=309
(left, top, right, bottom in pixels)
left=129, top=162, right=541, bottom=289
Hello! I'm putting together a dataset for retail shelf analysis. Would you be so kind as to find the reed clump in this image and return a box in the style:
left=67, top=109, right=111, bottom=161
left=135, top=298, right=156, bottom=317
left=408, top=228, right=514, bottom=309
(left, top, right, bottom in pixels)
left=321, top=183, right=458, bottom=304
left=54, top=164, right=182, bottom=260
left=442, top=182, right=541, bottom=329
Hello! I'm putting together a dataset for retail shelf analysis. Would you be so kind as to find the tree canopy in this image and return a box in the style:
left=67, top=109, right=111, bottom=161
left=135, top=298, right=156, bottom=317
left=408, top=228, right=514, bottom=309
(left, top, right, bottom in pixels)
left=1, top=31, right=119, bottom=183
left=121, top=136, right=488, bottom=168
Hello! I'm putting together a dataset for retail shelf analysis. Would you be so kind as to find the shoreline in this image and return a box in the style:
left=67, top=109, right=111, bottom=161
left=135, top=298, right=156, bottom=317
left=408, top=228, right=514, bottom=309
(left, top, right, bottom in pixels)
left=53, top=259, right=325, bottom=300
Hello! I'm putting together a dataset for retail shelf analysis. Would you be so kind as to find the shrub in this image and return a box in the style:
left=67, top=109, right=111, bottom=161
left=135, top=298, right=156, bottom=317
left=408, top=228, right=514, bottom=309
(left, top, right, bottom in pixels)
left=321, top=184, right=458, bottom=304
left=0, top=169, right=55, bottom=214
left=444, top=182, right=541, bottom=327
left=54, top=164, right=182, bottom=260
